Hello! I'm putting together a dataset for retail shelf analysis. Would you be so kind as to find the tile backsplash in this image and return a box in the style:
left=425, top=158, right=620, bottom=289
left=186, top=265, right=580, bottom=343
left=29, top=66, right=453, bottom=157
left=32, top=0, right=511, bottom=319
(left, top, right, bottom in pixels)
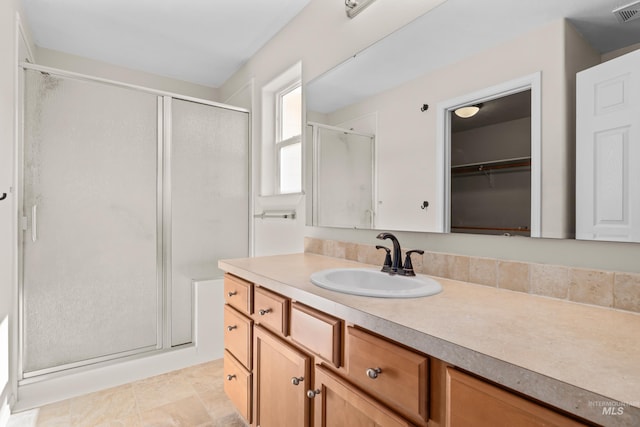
left=304, top=237, right=640, bottom=314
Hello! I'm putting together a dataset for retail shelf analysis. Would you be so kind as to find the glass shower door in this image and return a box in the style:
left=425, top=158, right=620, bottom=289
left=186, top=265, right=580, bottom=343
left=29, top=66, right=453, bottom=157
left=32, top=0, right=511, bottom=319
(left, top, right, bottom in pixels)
left=314, top=126, right=375, bottom=228
left=170, top=99, right=249, bottom=346
left=22, top=70, right=161, bottom=376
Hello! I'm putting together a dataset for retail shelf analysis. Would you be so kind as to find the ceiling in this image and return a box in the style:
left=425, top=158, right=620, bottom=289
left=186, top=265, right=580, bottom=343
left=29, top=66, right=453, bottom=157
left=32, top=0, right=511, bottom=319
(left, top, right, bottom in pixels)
left=307, top=0, right=640, bottom=113
left=21, top=0, right=311, bottom=88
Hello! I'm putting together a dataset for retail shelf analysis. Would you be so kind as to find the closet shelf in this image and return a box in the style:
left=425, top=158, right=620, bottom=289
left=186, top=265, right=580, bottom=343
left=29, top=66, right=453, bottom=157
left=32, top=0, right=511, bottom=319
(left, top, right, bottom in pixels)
left=451, top=156, right=531, bottom=174
left=452, top=225, right=530, bottom=232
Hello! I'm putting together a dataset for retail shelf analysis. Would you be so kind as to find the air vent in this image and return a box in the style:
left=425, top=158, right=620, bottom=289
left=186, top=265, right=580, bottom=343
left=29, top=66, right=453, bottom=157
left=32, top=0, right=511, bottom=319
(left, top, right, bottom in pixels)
left=613, top=1, right=640, bottom=23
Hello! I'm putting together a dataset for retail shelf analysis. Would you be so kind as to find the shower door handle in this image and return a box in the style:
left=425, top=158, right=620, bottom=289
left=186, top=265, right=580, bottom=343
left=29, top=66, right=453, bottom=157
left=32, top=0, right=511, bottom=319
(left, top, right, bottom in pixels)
left=32, top=205, right=37, bottom=242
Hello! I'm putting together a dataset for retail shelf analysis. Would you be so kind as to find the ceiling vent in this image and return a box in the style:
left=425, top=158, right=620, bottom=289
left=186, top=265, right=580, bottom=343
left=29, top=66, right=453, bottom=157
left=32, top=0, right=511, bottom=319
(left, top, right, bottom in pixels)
left=613, top=1, right=640, bottom=23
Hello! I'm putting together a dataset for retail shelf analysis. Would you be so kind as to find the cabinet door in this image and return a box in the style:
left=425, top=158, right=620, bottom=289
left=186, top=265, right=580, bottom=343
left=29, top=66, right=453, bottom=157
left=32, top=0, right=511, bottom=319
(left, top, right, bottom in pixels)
left=254, top=326, right=311, bottom=427
left=446, top=368, right=587, bottom=427
left=311, top=364, right=412, bottom=427
left=576, top=48, right=640, bottom=242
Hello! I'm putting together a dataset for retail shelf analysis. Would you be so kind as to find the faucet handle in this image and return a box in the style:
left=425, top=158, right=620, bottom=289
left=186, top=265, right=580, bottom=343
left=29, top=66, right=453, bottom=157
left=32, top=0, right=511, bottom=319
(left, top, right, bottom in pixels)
left=402, top=250, right=425, bottom=276
left=376, top=245, right=392, bottom=273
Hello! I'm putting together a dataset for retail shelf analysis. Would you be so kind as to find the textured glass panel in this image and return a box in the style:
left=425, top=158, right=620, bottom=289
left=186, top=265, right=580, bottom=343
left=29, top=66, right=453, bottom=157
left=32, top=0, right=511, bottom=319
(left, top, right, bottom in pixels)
left=171, top=100, right=249, bottom=346
left=22, top=70, right=159, bottom=373
left=279, top=142, right=302, bottom=194
left=316, top=128, right=374, bottom=228
left=281, top=86, right=301, bottom=141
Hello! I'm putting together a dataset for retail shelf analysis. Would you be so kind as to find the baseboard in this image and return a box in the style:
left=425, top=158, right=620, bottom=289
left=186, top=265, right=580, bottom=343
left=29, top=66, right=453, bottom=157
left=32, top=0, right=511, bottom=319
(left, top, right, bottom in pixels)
left=13, top=279, right=224, bottom=412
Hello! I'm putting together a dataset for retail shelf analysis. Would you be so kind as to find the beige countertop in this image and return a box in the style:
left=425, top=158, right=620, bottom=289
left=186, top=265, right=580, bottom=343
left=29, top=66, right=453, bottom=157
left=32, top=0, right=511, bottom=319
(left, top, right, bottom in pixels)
left=219, top=253, right=640, bottom=427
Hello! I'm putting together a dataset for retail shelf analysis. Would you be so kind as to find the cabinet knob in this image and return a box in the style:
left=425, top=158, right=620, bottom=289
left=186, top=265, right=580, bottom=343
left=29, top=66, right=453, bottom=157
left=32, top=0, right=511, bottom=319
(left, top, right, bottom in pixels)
left=258, top=308, right=272, bottom=316
left=306, top=389, right=321, bottom=399
left=227, top=291, right=238, bottom=297
left=291, top=376, right=304, bottom=386
left=366, top=367, right=382, bottom=379
left=227, top=325, right=237, bottom=331
left=226, top=374, right=236, bottom=381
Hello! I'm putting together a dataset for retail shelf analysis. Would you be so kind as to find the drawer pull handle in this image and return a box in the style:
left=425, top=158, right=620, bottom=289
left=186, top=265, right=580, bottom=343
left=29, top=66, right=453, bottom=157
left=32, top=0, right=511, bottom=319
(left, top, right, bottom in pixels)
left=291, top=376, right=304, bottom=386
left=259, top=308, right=272, bottom=316
left=227, top=291, right=238, bottom=297
left=226, top=374, right=236, bottom=381
left=366, top=367, right=382, bottom=379
left=307, top=389, right=321, bottom=398
left=227, top=325, right=237, bottom=331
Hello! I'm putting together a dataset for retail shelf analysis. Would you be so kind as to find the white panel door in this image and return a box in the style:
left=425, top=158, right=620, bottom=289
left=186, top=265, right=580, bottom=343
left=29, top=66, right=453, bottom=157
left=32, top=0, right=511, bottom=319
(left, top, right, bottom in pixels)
left=576, top=49, right=640, bottom=242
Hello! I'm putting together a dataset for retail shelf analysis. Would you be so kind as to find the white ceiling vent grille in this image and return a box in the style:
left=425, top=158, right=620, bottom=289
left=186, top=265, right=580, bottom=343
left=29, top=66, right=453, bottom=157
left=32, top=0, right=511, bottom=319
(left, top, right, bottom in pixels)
left=613, top=1, right=640, bottom=23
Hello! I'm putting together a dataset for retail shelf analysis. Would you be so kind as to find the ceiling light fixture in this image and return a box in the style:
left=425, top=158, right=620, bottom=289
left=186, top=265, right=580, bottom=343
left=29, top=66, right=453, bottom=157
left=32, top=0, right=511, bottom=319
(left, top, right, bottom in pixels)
left=454, top=104, right=482, bottom=118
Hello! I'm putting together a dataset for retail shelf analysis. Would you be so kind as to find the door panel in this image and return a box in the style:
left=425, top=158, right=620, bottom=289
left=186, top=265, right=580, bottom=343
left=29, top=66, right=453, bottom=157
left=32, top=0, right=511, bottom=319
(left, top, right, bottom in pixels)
left=577, top=50, right=640, bottom=241
left=22, top=70, right=160, bottom=374
left=170, top=99, right=249, bottom=346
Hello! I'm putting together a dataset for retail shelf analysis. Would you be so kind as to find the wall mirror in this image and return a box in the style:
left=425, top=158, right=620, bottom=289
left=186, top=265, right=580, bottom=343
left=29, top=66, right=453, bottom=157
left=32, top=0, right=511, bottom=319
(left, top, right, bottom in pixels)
left=305, top=0, right=640, bottom=240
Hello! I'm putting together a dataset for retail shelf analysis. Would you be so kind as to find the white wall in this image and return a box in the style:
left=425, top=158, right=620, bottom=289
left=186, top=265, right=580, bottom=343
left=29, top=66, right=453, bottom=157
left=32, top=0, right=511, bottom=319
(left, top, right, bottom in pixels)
left=0, top=2, right=36, bottom=419
left=36, top=48, right=218, bottom=100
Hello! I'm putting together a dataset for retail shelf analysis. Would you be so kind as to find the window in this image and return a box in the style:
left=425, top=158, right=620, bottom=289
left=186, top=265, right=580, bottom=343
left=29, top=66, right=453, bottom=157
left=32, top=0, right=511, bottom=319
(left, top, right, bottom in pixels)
left=275, top=84, right=302, bottom=194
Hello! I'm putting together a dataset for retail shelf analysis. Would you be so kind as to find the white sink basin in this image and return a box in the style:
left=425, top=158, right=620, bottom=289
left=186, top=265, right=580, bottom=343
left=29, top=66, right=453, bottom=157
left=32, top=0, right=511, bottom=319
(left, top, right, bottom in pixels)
left=310, top=268, right=442, bottom=298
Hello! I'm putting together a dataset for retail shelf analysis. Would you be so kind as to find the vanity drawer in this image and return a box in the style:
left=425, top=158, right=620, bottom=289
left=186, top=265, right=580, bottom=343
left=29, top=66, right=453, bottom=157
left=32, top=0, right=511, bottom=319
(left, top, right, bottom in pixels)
left=224, top=273, right=253, bottom=315
left=290, top=302, right=342, bottom=367
left=346, top=326, right=429, bottom=423
left=224, top=304, right=253, bottom=369
left=253, top=286, right=289, bottom=336
left=224, top=350, right=252, bottom=424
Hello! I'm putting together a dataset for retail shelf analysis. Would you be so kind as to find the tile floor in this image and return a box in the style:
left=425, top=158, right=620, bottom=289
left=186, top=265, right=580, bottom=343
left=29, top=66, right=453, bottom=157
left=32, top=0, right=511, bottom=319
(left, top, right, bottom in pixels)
left=8, top=359, right=247, bottom=427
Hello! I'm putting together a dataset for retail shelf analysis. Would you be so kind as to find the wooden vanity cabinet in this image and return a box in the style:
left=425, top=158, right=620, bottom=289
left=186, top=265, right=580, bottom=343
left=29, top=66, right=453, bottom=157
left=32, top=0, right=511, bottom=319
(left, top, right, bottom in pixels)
left=221, top=273, right=591, bottom=427
left=254, top=326, right=312, bottom=427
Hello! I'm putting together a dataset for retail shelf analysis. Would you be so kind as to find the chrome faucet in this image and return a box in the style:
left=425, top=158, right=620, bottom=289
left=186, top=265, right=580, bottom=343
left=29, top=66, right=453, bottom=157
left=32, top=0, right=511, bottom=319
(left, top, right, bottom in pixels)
left=376, top=232, right=423, bottom=277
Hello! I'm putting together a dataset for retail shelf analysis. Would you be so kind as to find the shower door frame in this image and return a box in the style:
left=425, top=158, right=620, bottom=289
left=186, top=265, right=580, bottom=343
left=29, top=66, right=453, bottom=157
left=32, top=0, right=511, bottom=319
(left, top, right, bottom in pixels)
left=16, top=62, right=251, bottom=383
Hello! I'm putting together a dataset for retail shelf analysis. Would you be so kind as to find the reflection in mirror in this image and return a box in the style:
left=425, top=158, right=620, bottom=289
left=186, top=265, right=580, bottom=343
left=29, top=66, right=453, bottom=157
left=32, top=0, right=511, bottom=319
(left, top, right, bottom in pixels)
left=450, top=91, right=531, bottom=236
left=305, top=0, right=640, bottom=239
left=309, top=122, right=375, bottom=228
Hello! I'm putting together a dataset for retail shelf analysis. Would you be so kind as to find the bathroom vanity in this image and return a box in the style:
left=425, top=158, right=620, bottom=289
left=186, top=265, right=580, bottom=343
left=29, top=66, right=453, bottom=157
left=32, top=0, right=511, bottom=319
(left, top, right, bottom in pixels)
left=219, top=253, right=639, bottom=427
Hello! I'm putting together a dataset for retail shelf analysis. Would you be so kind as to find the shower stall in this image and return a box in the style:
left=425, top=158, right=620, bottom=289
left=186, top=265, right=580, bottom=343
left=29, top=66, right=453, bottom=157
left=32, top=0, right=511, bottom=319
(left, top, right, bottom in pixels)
left=18, top=65, right=249, bottom=382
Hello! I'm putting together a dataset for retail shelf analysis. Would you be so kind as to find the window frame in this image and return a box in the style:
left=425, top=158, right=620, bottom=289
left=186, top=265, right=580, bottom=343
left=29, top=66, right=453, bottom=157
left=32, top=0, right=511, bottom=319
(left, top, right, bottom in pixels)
left=274, top=81, right=302, bottom=195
